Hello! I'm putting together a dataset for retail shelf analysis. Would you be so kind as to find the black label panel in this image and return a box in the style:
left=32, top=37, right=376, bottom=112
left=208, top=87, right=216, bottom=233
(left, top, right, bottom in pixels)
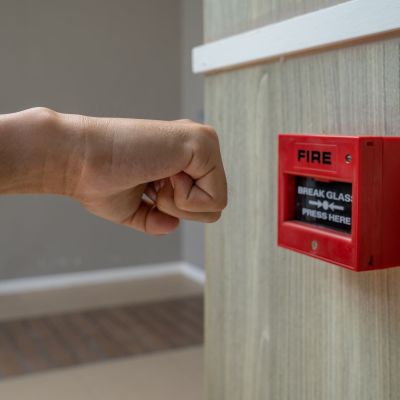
left=295, top=176, right=352, bottom=233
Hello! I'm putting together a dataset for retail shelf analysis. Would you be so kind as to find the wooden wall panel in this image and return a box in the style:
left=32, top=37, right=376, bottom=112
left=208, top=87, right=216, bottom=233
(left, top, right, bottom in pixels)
left=205, top=37, right=400, bottom=400
left=204, top=0, right=347, bottom=41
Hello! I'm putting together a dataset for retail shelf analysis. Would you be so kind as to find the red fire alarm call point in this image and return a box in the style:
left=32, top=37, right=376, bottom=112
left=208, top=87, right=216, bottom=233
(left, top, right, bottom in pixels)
left=278, top=134, right=400, bottom=271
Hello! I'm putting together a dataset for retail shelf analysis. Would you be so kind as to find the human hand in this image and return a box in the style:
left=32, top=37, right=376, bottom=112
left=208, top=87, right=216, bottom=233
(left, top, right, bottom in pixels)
left=60, top=114, right=228, bottom=235
left=0, top=108, right=227, bottom=234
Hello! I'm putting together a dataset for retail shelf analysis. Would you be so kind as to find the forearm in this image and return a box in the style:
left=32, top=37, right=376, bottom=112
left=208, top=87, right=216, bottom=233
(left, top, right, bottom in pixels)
left=0, top=108, right=83, bottom=195
left=0, top=108, right=191, bottom=197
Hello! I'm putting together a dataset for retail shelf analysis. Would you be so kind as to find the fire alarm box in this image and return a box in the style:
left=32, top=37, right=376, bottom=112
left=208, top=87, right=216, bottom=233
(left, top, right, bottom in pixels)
left=278, top=134, right=400, bottom=271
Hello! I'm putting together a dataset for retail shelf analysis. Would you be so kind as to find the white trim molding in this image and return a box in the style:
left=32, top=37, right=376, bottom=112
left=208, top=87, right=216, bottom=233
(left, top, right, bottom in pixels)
left=0, top=262, right=205, bottom=321
left=0, top=262, right=205, bottom=295
left=181, top=263, right=206, bottom=285
left=192, top=0, right=400, bottom=74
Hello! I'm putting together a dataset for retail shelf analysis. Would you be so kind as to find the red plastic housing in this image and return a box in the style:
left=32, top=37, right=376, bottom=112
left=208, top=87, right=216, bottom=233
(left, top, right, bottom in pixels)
left=278, top=134, right=400, bottom=271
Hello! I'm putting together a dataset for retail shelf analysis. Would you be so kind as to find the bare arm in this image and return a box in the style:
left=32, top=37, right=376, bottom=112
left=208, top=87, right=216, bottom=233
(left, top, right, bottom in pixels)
left=0, top=107, right=227, bottom=234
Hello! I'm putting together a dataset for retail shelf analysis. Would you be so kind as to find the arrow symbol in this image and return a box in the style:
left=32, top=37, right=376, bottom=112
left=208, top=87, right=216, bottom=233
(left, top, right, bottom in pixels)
left=309, top=200, right=322, bottom=208
left=308, top=199, right=345, bottom=212
left=329, top=202, right=344, bottom=211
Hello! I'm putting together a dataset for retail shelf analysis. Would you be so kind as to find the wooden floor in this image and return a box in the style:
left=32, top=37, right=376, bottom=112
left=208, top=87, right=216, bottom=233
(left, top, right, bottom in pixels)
left=0, top=296, right=203, bottom=379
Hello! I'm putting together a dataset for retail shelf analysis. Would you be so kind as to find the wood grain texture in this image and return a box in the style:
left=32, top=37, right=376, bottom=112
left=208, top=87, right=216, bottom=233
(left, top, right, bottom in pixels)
left=205, top=36, right=400, bottom=400
left=204, top=0, right=347, bottom=42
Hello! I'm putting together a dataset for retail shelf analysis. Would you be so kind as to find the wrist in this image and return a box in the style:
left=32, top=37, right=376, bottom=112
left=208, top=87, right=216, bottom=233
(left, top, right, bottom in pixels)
left=0, top=107, right=85, bottom=195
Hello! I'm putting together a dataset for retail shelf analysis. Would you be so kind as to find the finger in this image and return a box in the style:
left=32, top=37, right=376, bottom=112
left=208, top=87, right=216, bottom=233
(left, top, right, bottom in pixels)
left=171, top=166, right=227, bottom=213
left=173, top=127, right=228, bottom=212
left=124, top=199, right=180, bottom=235
left=156, top=179, right=221, bottom=223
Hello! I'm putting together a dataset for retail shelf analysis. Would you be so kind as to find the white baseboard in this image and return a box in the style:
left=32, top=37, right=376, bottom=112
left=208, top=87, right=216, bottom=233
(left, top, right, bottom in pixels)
left=0, top=261, right=205, bottom=296
left=0, top=262, right=205, bottom=321
left=180, top=263, right=206, bottom=285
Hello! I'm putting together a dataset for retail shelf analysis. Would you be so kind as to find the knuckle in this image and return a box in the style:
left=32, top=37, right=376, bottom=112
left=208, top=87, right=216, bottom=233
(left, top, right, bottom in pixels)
left=192, top=124, right=219, bottom=143
left=188, top=126, right=220, bottom=160
left=203, top=124, right=217, bottom=134
left=183, top=123, right=220, bottom=159
left=201, top=124, right=218, bottom=140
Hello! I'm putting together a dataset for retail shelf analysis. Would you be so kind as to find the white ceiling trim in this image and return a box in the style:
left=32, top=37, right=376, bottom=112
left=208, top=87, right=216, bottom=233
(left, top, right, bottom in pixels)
left=192, top=0, right=400, bottom=74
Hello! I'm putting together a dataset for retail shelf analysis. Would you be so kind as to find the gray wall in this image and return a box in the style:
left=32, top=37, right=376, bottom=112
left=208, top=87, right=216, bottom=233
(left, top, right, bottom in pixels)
left=180, top=0, right=205, bottom=269
left=0, top=0, right=182, bottom=279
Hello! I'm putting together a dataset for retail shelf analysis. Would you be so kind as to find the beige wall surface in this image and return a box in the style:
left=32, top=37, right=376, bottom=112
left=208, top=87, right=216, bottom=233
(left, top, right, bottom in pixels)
left=204, top=1, right=400, bottom=399
left=0, top=0, right=182, bottom=279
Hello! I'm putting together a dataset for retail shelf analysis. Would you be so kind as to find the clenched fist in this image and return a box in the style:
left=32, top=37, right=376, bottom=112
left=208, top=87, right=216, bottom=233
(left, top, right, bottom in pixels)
left=0, top=108, right=228, bottom=235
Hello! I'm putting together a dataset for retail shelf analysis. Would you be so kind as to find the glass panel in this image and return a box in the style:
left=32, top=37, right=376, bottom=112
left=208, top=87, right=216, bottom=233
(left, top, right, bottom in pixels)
left=295, top=176, right=352, bottom=233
